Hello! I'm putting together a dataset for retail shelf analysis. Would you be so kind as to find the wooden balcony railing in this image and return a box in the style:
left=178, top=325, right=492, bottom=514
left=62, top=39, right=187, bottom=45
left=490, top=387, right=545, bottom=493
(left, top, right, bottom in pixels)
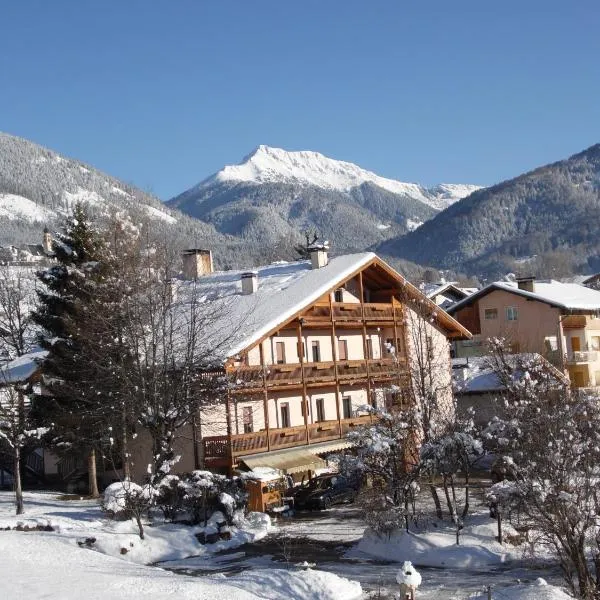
left=302, top=302, right=402, bottom=324
left=232, top=357, right=407, bottom=392
left=203, top=415, right=374, bottom=460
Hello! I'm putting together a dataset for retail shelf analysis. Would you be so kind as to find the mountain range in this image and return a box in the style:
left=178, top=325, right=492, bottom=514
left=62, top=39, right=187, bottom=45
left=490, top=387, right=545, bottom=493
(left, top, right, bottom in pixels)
left=167, top=145, right=480, bottom=253
left=2, top=131, right=599, bottom=282
left=379, top=143, right=600, bottom=278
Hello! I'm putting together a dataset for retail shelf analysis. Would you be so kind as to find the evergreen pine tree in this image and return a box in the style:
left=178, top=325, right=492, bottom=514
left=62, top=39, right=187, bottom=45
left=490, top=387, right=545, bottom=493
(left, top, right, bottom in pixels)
left=32, top=204, right=112, bottom=497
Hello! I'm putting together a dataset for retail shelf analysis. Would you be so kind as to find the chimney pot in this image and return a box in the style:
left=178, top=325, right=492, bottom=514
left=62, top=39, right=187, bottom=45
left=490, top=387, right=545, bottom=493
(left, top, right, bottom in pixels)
left=516, top=276, right=536, bottom=293
left=241, top=271, right=258, bottom=295
left=182, top=249, right=213, bottom=280
left=308, top=241, right=330, bottom=269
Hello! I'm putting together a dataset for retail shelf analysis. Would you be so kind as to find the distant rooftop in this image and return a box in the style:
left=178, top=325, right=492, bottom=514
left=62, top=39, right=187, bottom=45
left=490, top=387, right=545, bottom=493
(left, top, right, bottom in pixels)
left=449, top=279, right=600, bottom=313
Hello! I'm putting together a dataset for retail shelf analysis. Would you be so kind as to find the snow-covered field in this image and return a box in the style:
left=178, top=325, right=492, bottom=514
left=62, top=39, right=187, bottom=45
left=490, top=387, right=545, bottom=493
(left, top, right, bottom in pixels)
left=0, top=491, right=361, bottom=600
left=0, top=489, right=573, bottom=599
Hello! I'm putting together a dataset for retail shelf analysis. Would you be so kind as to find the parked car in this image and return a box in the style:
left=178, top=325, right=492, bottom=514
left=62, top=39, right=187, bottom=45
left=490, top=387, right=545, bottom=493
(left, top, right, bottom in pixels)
left=293, top=474, right=359, bottom=510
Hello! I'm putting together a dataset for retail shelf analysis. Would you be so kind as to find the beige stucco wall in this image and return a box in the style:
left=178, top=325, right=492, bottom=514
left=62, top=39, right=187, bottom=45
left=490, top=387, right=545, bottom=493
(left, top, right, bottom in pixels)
left=477, top=290, right=562, bottom=354
left=404, top=305, right=454, bottom=426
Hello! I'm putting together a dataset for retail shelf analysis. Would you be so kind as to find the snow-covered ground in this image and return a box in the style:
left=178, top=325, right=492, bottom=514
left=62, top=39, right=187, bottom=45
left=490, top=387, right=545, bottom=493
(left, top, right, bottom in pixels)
left=0, top=491, right=361, bottom=600
left=353, top=512, right=523, bottom=568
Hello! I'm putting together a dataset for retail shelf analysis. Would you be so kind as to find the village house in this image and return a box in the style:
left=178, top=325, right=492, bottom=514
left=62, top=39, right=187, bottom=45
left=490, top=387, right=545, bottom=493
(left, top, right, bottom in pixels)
left=421, top=281, right=477, bottom=311
left=127, top=246, right=471, bottom=481
left=448, top=277, right=600, bottom=388
left=452, top=354, right=569, bottom=427
left=0, top=228, right=54, bottom=266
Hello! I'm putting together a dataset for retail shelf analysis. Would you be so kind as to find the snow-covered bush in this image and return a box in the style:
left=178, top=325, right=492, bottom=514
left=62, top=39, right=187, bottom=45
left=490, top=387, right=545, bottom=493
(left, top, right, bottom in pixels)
left=102, top=481, right=155, bottom=539
left=154, top=474, right=186, bottom=521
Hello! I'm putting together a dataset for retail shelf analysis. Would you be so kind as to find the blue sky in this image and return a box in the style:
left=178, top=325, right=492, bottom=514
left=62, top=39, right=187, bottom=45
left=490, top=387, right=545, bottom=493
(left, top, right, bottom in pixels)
left=1, top=1, right=599, bottom=199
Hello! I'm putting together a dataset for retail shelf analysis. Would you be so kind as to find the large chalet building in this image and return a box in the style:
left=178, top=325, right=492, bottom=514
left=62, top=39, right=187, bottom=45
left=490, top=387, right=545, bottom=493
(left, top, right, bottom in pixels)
left=128, top=246, right=471, bottom=480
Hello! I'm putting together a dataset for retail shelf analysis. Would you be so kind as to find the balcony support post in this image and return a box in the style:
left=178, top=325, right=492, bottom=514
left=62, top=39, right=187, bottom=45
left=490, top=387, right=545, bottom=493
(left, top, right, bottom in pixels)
left=259, top=342, right=271, bottom=452
left=297, top=319, right=310, bottom=445
left=224, top=390, right=234, bottom=472
left=392, top=296, right=405, bottom=409
left=329, top=292, right=343, bottom=438
left=359, top=272, right=373, bottom=409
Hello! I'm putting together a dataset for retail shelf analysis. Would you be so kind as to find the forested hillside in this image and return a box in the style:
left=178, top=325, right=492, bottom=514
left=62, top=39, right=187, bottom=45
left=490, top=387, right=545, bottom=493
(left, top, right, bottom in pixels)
left=379, top=144, right=600, bottom=279
left=0, top=132, right=251, bottom=268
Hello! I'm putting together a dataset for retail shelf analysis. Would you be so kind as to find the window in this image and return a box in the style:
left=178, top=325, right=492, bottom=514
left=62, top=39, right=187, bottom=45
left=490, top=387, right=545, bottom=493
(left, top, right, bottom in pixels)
left=242, top=406, right=253, bottom=433
left=366, top=338, right=373, bottom=359
left=334, top=289, right=344, bottom=303
left=311, top=340, right=321, bottom=362
left=338, top=339, right=348, bottom=361
left=315, top=398, right=325, bottom=422
left=275, top=341, right=286, bottom=364
left=342, top=396, right=352, bottom=419
left=506, top=307, right=518, bottom=321
left=280, top=403, right=290, bottom=428
left=484, top=308, right=498, bottom=320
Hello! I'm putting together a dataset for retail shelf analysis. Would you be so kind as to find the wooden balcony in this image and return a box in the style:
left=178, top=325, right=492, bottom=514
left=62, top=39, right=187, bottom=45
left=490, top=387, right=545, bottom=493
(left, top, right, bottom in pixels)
left=232, top=357, right=408, bottom=393
left=302, top=302, right=402, bottom=325
left=203, top=415, right=374, bottom=462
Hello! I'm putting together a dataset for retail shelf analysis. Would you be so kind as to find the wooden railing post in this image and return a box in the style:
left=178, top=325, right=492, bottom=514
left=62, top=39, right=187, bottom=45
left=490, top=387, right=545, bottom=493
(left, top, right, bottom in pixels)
left=358, top=272, right=373, bottom=406
left=329, top=292, right=343, bottom=439
left=259, top=342, right=271, bottom=452
left=297, top=319, right=310, bottom=445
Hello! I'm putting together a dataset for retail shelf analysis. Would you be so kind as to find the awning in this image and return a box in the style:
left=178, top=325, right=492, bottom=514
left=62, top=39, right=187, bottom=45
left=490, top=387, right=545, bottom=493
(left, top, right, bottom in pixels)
left=239, top=448, right=327, bottom=475
left=305, top=439, right=353, bottom=455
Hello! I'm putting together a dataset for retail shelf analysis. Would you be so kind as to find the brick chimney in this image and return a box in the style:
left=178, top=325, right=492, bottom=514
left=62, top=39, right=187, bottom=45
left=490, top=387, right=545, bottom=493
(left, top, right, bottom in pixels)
left=182, top=249, right=213, bottom=280
left=241, top=271, right=258, bottom=295
left=308, top=241, right=330, bottom=269
left=516, top=276, right=535, bottom=293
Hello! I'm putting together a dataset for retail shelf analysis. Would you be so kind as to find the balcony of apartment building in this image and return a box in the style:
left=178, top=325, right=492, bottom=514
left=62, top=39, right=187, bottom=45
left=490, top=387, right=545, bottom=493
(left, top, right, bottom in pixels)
left=202, top=412, right=376, bottom=467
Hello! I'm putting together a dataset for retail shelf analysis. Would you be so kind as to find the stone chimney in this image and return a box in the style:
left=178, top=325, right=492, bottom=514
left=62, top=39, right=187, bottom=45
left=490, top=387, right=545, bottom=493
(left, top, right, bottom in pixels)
left=182, top=249, right=213, bottom=280
left=42, top=226, right=53, bottom=254
left=517, top=276, right=536, bottom=293
left=308, top=241, right=330, bottom=269
left=241, top=271, right=258, bottom=295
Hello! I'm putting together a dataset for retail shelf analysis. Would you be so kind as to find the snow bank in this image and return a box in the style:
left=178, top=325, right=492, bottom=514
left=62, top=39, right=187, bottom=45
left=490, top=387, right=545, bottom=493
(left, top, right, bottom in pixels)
left=471, top=578, right=572, bottom=600
left=354, top=514, right=521, bottom=568
left=0, top=491, right=362, bottom=599
left=0, top=532, right=361, bottom=600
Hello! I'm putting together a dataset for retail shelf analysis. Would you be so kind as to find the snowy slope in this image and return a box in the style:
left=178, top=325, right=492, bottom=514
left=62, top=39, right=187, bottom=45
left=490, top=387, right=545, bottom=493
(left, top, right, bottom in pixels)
left=196, top=145, right=480, bottom=211
left=168, top=146, right=481, bottom=253
left=0, top=132, right=253, bottom=267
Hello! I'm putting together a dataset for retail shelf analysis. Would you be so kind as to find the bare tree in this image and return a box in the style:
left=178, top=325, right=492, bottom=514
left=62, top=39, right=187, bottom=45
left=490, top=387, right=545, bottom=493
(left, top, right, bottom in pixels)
left=0, top=358, right=47, bottom=514
left=398, top=291, right=456, bottom=520
left=0, top=265, right=41, bottom=513
left=484, top=341, right=600, bottom=599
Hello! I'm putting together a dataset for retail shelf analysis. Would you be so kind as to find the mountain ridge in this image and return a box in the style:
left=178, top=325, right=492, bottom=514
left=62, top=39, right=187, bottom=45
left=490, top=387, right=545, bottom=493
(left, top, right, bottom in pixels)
left=167, top=145, right=481, bottom=253
left=378, top=142, right=600, bottom=279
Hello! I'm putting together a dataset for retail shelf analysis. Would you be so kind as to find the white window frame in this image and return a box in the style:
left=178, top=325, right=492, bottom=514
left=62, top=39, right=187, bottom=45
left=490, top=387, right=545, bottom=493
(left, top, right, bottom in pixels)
left=506, top=306, right=518, bottom=321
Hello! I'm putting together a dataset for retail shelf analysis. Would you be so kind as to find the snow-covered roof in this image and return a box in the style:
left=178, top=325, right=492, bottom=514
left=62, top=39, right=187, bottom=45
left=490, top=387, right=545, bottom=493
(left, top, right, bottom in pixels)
left=0, top=350, right=48, bottom=384
left=173, top=252, right=470, bottom=363
left=449, top=279, right=600, bottom=313
left=452, top=354, right=568, bottom=394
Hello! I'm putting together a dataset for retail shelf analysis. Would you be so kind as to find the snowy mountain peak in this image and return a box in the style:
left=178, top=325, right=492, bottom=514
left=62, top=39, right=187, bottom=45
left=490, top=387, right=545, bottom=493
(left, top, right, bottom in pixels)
left=202, top=145, right=480, bottom=210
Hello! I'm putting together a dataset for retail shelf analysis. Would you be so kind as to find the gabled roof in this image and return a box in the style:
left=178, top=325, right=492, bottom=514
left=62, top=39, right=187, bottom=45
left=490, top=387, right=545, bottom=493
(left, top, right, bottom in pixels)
left=173, top=252, right=470, bottom=363
left=424, top=282, right=477, bottom=309
left=448, top=279, right=600, bottom=314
